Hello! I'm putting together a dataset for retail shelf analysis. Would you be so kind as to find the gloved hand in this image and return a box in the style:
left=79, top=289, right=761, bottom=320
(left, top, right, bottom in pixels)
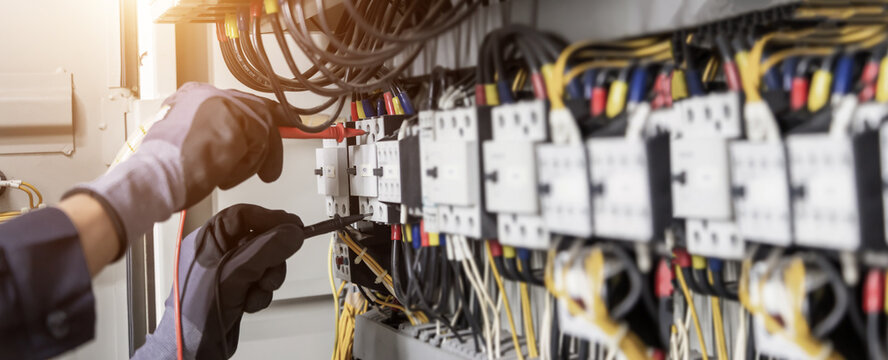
left=64, top=83, right=285, bottom=259
left=133, top=204, right=305, bottom=360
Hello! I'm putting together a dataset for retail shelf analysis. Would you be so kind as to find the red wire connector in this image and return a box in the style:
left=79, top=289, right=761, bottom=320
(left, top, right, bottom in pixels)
left=278, top=123, right=365, bottom=143
left=672, top=248, right=691, bottom=269
left=864, top=269, right=884, bottom=314
left=655, top=258, right=674, bottom=298
left=391, top=224, right=402, bottom=241
left=488, top=239, right=503, bottom=257
left=420, top=220, right=430, bottom=247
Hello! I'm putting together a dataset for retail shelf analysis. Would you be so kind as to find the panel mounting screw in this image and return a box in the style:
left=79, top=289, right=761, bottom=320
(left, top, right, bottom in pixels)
left=62, top=145, right=74, bottom=156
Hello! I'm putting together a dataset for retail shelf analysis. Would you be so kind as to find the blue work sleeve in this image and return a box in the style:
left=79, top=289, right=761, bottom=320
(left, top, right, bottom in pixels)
left=0, top=208, right=95, bottom=360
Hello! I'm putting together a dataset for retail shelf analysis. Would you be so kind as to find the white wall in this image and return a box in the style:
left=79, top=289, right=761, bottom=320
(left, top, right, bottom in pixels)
left=0, top=0, right=130, bottom=359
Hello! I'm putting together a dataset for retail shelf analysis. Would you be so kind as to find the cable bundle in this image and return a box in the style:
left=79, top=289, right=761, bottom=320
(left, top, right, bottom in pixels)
left=215, top=0, right=487, bottom=132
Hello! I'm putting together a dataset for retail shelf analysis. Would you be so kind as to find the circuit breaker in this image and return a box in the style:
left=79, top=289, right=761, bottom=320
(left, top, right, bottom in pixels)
left=787, top=133, right=883, bottom=251
left=537, top=144, right=594, bottom=237
left=729, top=142, right=793, bottom=246
left=483, top=100, right=549, bottom=248
left=426, top=106, right=495, bottom=239
left=588, top=136, right=670, bottom=242
left=670, top=92, right=743, bottom=221
left=419, top=110, right=440, bottom=233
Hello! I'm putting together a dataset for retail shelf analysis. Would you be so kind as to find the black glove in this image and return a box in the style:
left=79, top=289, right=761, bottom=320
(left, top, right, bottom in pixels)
left=133, top=204, right=304, bottom=360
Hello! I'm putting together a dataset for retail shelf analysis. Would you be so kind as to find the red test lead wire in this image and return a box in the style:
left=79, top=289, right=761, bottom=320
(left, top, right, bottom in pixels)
left=278, top=123, right=366, bottom=143
left=173, top=210, right=187, bottom=360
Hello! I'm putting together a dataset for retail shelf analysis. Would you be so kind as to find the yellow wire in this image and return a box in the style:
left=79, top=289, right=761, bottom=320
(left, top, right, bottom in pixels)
left=516, top=260, right=539, bottom=358
left=708, top=272, right=729, bottom=360
left=20, top=182, right=42, bottom=206
left=758, top=47, right=835, bottom=78
left=329, top=235, right=341, bottom=360
left=675, top=265, right=710, bottom=360
left=486, top=242, right=526, bottom=360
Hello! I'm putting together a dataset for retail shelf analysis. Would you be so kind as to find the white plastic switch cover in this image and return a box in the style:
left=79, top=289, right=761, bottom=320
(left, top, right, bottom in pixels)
left=490, top=100, right=548, bottom=141
left=483, top=140, right=539, bottom=213
left=315, top=147, right=348, bottom=196
left=537, top=144, right=593, bottom=237
left=685, top=219, right=743, bottom=260
left=670, top=138, right=733, bottom=220
left=427, top=140, right=479, bottom=206
left=348, top=144, right=379, bottom=197
left=376, top=140, right=402, bottom=203
left=588, top=138, right=654, bottom=242
left=787, top=134, right=861, bottom=251
left=729, top=141, right=793, bottom=246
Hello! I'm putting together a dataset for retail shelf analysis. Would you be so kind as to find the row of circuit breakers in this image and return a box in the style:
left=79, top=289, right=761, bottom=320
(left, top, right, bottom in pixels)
left=314, top=95, right=887, bottom=258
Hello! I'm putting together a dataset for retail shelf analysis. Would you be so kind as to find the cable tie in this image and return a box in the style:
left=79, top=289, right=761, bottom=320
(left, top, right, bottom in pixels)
left=355, top=247, right=369, bottom=265
left=374, top=270, right=388, bottom=284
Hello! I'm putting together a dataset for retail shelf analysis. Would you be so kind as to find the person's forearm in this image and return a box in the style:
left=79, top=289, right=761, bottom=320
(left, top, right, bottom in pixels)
left=57, top=194, right=120, bottom=276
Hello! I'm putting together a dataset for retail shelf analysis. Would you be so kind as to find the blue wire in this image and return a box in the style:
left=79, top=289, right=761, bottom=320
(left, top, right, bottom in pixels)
left=629, top=66, right=648, bottom=103
left=412, top=224, right=421, bottom=249
left=397, top=91, right=416, bottom=115
left=517, top=248, right=531, bottom=261
left=762, top=54, right=781, bottom=91
left=685, top=69, right=705, bottom=97
left=438, top=233, right=446, bottom=248
left=362, top=99, right=376, bottom=118
left=582, top=69, right=597, bottom=99
left=566, top=67, right=584, bottom=100
left=781, top=57, right=799, bottom=92
left=496, top=80, right=515, bottom=104
left=707, top=258, right=724, bottom=272
left=376, top=99, right=386, bottom=117
left=833, top=54, right=854, bottom=96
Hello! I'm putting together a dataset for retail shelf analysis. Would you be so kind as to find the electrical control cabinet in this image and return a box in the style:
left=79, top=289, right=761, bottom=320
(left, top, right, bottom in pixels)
left=426, top=107, right=496, bottom=239
left=537, top=144, right=594, bottom=237
left=787, top=133, right=884, bottom=251
left=483, top=100, right=550, bottom=248
left=729, top=142, right=793, bottom=246
left=588, top=136, right=670, bottom=242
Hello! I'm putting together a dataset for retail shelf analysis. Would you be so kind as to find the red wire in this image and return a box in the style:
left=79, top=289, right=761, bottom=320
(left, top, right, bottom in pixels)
left=174, top=210, right=187, bottom=360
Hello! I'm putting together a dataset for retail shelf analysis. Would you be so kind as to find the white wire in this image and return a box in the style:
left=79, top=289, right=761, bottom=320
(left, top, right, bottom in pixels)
left=734, top=309, right=748, bottom=360
left=458, top=236, right=496, bottom=360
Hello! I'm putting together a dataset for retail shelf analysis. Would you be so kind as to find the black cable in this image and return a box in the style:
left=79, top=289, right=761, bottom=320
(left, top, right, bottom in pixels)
left=518, top=257, right=544, bottom=286
left=578, top=339, right=590, bottom=360
left=867, top=313, right=885, bottom=360
left=808, top=253, right=851, bottom=339
left=710, top=269, right=738, bottom=300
